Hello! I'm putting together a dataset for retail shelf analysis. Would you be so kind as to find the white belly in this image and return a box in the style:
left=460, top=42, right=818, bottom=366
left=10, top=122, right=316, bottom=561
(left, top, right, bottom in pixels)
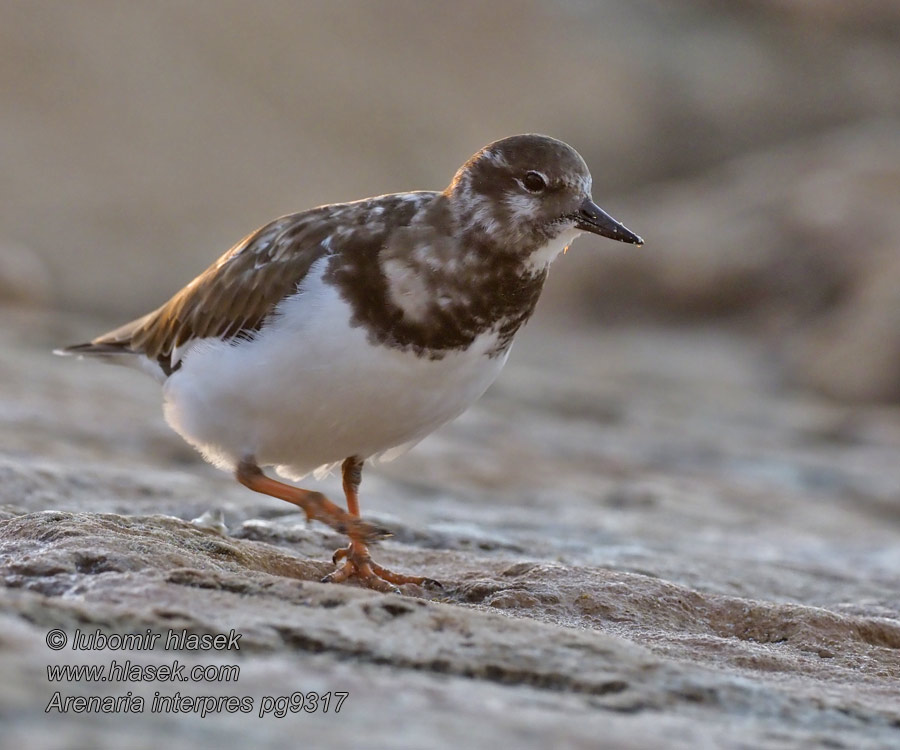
left=162, top=260, right=509, bottom=480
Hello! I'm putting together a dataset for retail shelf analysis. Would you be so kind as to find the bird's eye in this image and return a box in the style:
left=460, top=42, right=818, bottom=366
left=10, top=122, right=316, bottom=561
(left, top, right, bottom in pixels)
left=522, top=171, right=547, bottom=193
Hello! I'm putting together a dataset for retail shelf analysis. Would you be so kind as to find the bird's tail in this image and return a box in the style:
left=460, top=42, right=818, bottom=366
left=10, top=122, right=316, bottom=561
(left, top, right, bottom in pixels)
left=53, top=341, right=134, bottom=358
left=53, top=310, right=156, bottom=359
left=53, top=311, right=167, bottom=381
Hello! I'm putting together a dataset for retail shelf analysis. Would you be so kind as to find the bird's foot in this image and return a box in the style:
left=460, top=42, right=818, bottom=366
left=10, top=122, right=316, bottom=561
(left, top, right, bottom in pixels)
left=325, top=542, right=442, bottom=593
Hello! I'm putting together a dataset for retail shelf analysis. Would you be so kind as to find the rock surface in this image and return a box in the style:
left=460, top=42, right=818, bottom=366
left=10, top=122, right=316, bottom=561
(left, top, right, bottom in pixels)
left=2, top=311, right=900, bottom=748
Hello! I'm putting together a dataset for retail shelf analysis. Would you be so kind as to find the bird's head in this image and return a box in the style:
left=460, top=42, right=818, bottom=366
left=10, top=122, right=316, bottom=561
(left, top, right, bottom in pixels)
left=446, top=134, right=642, bottom=257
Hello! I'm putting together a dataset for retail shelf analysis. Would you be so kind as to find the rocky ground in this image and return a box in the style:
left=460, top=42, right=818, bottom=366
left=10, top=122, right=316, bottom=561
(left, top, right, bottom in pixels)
left=3, top=4, right=900, bottom=747
left=2, top=309, right=899, bottom=749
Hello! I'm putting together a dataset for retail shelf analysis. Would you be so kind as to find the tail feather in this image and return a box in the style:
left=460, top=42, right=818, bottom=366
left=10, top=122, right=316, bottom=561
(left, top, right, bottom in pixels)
left=54, top=312, right=168, bottom=382
left=53, top=310, right=157, bottom=358
left=53, top=341, right=134, bottom=357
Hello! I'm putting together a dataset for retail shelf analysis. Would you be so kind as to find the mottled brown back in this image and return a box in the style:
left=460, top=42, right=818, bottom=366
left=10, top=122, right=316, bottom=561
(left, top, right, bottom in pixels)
left=64, top=209, right=339, bottom=374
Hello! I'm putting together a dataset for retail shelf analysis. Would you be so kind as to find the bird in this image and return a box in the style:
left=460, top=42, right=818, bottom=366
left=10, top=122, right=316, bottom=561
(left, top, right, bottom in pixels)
left=56, top=134, right=642, bottom=592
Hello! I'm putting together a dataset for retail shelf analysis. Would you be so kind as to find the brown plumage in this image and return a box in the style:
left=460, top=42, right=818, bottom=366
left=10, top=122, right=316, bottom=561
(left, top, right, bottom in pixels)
left=65, top=212, right=336, bottom=374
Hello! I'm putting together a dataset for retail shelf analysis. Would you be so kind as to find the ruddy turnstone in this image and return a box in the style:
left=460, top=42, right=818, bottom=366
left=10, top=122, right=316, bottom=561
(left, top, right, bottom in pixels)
left=57, top=134, right=642, bottom=591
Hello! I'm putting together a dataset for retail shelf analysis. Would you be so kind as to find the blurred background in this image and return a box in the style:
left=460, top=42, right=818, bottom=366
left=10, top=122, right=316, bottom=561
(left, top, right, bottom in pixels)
left=2, top=0, right=900, bottom=402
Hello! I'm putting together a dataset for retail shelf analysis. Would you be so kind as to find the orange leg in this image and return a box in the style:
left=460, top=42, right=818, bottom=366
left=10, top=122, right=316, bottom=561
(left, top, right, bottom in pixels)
left=236, top=459, right=389, bottom=544
left=324, top=456, right=441, bottom=592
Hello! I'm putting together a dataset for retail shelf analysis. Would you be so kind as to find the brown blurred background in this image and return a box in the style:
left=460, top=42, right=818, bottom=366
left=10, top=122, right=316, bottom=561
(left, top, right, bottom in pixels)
left=2, top=0, right=900, bottom=402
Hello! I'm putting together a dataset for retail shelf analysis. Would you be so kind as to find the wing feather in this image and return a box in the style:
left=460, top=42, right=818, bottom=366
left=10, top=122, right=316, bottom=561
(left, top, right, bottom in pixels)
left=57, top=192, right=433, bottom=376
left=77, top=211, right=337, bottom=374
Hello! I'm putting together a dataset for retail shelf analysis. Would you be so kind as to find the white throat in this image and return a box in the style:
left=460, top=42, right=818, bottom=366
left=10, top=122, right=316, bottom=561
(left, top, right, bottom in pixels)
left=524, top=225, right=582, bottom=273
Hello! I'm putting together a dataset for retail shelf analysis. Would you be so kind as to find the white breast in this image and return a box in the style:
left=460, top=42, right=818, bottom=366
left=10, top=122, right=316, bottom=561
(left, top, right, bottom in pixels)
left=161, top=258, right=509, bottom=481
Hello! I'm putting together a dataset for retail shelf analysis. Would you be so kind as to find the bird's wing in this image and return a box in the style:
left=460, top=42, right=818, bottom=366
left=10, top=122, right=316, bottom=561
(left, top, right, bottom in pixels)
left=69, top=207, right=345, bottom=375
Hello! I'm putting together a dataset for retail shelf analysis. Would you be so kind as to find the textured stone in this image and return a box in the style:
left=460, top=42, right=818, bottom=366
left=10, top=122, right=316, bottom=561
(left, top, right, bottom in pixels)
left=2, top=311, right=900, bottom=747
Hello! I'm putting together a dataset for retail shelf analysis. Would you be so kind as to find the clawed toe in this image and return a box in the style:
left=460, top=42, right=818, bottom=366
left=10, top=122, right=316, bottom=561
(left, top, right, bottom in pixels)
left=368, top=561, right=439, bottom=588
left=321, top=562, right=397, bottom=593
left=322, top=542, right=438, bottom=592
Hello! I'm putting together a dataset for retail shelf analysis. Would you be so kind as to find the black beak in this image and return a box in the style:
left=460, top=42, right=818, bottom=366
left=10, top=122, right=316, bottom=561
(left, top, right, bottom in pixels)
left=574, top=198, right=643, bottom=246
